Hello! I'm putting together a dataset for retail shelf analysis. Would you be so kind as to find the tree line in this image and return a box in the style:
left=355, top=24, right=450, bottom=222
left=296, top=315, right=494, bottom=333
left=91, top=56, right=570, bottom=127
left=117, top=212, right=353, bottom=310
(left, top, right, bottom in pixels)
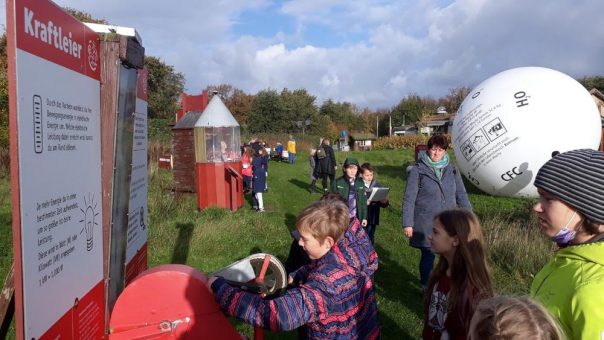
left=202, top=84, right=478, bottom=138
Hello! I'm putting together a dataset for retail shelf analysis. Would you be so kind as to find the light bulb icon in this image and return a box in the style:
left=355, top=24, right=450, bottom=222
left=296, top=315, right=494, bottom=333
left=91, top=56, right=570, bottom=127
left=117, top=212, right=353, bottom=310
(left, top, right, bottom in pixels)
left=79, top=193, right=99, bottom=251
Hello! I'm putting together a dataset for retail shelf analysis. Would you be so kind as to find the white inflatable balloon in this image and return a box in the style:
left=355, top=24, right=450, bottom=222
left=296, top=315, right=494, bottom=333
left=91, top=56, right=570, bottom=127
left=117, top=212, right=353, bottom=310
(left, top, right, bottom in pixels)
left=452, top=67, right=602, bottom=197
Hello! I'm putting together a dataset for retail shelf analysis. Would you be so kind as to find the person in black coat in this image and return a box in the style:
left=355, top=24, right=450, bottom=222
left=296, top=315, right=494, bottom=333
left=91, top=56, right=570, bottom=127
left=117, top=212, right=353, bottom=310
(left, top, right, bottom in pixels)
left=314, top=138, right=337, bottom=193
left=251, top=148, right=268, bottom=212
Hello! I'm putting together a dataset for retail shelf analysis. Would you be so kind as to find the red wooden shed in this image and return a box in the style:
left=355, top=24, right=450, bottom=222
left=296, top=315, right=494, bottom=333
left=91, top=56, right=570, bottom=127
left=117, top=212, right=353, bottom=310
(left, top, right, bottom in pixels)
left=172, top=110, right=203, bottom=192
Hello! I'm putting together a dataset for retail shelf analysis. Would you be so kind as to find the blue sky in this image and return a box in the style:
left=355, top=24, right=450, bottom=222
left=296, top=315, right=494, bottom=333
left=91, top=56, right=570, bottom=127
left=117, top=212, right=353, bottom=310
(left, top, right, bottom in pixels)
left=3, top=0, right=604, bottom=109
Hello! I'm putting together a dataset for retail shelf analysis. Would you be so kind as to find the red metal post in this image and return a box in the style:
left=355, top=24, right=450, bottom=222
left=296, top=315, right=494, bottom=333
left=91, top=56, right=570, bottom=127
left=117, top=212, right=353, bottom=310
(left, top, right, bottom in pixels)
left=252, top=255, right=272, bottom=340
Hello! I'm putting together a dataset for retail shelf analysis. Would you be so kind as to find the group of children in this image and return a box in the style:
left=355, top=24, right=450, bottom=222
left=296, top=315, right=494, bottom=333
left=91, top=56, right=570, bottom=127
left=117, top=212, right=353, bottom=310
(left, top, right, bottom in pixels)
left=206, top=148, right=600, bottom=339
left=330, top=158, right=390, bottom=245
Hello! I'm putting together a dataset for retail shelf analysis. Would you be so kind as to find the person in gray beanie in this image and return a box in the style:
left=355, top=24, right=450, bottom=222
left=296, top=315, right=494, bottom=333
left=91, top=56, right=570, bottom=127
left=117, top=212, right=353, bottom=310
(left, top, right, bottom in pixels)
left=530, top=148, right=604, bottom=340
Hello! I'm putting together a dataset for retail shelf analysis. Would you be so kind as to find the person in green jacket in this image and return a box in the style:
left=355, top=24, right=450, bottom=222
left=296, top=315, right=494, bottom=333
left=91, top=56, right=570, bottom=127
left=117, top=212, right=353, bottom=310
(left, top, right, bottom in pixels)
left=531, top=149, right=604, bottom=340
left=331, top=158, right=367, bottom=227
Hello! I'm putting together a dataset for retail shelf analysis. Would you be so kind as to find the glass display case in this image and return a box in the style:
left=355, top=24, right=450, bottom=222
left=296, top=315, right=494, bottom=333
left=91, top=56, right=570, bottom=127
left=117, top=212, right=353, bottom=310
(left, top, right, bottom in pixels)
left=196, top=126, right=241, bottom=163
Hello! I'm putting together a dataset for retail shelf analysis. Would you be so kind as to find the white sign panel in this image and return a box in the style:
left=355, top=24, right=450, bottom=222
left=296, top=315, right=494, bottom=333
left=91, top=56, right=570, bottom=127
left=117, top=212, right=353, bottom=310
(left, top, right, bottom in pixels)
left=9, top=0, right=104, bottom=338
left=125, top=68, right=148, bottom=284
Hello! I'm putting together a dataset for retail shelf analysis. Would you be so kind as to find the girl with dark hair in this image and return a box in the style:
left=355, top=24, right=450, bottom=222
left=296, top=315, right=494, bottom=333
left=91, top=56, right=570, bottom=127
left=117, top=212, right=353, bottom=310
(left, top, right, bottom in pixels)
left=423, top=209, right=493, bottom=339
left=360, top=163, right=389, bottom=244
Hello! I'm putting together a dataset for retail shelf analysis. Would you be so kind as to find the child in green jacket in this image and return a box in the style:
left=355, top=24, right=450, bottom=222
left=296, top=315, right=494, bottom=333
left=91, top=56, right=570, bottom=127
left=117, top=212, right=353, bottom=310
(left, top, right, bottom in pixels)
left=331, top=158, right=367, bottom=226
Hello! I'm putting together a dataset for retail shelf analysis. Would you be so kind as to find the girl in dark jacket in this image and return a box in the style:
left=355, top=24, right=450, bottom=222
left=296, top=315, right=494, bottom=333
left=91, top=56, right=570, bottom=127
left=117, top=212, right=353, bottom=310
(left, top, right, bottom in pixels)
left=252, top=148, right=268, bottom=212
left=360, top=163, right=389, bottom=245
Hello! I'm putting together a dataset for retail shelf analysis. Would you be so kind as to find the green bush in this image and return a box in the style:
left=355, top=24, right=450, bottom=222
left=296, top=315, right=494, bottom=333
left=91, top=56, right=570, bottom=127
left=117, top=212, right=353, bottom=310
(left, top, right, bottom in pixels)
left=148, top=118, right=173, bottom=143
left=373, top=134, right=429, bottom=150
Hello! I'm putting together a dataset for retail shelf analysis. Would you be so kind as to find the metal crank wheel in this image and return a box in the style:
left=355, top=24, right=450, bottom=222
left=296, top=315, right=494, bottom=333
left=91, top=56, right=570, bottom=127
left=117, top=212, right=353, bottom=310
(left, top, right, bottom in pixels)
left=247, top=253, right=287, bottom=295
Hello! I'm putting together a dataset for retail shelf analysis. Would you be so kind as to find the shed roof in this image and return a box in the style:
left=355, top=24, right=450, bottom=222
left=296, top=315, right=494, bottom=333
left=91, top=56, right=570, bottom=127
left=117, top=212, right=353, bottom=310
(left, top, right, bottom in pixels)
left=173, top=111, right=203, bottom=129
left=419, top=113, right=456, bottom=127
left=194, top=95, right=239, bottom=127
left=590, top=88, right=604, bottom=102
left=350, top=132, right=377, bottom=140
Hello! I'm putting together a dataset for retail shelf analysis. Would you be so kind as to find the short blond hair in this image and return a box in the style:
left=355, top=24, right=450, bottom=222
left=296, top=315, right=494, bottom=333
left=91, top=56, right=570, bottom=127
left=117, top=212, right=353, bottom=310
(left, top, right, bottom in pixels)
left=296, top=199, right=348, bottom=244
left=469, top=296, right=566, bottom=340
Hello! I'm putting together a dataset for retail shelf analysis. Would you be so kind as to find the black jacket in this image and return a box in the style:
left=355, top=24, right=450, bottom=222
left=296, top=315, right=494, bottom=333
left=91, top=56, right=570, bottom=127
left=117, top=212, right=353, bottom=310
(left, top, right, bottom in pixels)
left=363, top=180, right=389, bottom=225
left=314, top=144, right=336, bottom=175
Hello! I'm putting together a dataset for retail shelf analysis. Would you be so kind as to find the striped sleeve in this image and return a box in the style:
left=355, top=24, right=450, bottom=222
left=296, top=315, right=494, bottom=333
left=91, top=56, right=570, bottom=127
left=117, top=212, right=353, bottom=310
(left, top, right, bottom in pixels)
left=212, top=277, right=324, bottom=331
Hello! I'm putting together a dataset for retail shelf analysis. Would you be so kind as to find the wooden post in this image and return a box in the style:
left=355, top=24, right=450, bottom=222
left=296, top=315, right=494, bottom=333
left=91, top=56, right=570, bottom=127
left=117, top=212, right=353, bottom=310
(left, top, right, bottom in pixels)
left=0, top=263, right=15, bottom=338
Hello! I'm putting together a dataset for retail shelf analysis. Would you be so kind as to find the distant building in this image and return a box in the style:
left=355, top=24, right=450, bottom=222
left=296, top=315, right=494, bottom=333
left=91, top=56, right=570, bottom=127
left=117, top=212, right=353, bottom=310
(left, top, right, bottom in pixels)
left=392, top=107, right=455, bottom=136
left=590, top=88, right=604, bottom=151
left=590, top=88, right=604, bottom=117
left=348, top=132, right=377, bottom=151
left=393, top=125, right=418, bottom=135
left=416, top=107, right=455, bottom=135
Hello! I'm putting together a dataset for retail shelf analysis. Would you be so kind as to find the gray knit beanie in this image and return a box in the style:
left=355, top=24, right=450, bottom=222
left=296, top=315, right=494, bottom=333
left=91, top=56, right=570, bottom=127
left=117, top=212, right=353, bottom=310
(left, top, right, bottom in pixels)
left=534, top=149, right=604, bottom=224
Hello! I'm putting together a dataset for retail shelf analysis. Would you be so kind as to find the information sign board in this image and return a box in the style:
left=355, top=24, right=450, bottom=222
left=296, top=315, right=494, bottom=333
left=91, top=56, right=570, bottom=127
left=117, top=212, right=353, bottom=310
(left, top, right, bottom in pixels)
left=8, top=0, right=104, bottom=337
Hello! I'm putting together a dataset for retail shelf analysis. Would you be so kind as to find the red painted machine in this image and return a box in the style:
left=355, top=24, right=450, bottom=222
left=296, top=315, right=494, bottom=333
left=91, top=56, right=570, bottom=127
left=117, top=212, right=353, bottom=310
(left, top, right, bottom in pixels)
left=108, top=254, right=287, bottom=339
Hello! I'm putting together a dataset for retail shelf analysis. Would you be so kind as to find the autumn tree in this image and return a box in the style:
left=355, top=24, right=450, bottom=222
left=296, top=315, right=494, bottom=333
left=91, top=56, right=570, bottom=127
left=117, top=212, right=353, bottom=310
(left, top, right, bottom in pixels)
left=206, top=84, right=253, bottom=125
left=441, top=86, right=472, bottom=113
left=319, top=99, right=366, bottom=132
left=391, top=94, right=436, bottom=127
left=247, top=89, right=282, bottom=133
left=280, top=88, right=318, bottom=134
left=145, top=56, right=185, bottom=119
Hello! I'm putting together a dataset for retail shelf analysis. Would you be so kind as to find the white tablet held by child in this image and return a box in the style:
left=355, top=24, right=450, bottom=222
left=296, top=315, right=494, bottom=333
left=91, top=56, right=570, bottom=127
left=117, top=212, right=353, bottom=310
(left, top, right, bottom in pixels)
left=368, top=187, right=389, bottom=202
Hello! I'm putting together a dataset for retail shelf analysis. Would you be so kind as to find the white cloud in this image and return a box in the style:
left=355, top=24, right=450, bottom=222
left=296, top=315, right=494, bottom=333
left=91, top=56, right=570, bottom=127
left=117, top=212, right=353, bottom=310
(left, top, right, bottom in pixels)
left=1, top=0, right=603, bottom=109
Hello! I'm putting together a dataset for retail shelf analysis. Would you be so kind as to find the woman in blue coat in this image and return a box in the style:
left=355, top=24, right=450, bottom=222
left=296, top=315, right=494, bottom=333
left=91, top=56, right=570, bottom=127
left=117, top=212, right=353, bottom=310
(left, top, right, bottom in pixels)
left=402, top=134, right=471, bottom=289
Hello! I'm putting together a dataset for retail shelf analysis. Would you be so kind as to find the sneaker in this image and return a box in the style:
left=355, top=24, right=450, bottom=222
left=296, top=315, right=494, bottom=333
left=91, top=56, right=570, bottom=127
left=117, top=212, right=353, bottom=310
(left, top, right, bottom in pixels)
left=257, top=208, right=265, bottom=212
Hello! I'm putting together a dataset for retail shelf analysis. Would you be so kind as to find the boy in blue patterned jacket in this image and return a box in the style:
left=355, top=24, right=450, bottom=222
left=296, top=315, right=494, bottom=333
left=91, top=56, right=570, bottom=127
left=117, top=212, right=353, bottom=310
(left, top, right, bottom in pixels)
left=206, top=198, right=380, bottom=339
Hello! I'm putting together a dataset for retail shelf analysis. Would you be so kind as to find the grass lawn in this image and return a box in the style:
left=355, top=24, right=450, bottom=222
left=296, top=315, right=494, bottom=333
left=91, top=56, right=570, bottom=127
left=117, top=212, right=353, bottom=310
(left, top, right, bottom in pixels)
left=146, top=148, right=545, bottom=338
left=1, top=148, right=549, bottom=339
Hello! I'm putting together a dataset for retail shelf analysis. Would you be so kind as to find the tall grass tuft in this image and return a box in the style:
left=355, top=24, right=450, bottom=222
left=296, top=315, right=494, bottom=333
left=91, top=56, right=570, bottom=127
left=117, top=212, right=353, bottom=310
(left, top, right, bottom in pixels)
left=480, top=212, right=554, bottom=293
left=147, top=139, right=171, bottom=167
